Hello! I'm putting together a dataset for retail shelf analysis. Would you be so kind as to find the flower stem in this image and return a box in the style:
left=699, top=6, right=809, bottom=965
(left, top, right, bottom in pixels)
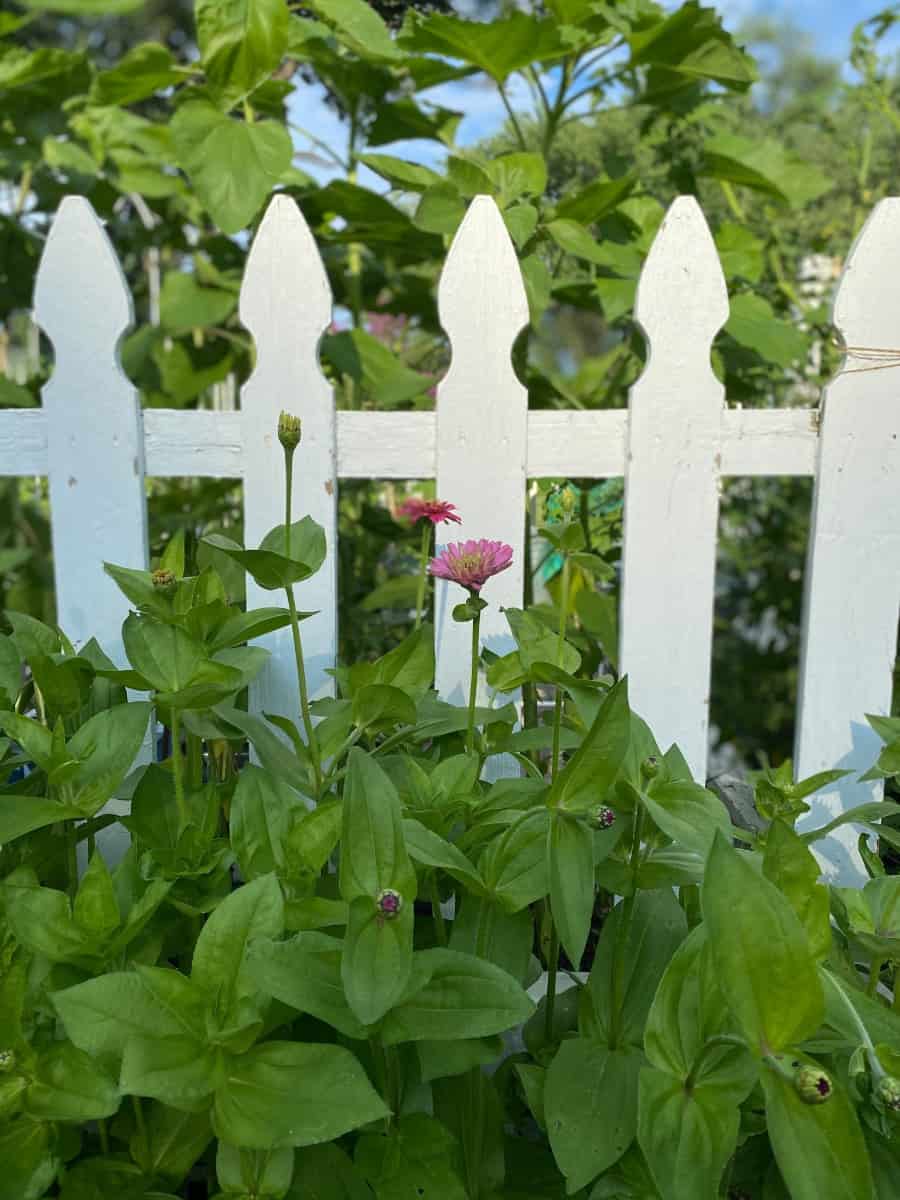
left=430, top=872, right=447, bottom=946
left=414, top=521, right=431, bottom=630
left=868, top=959, right=884, bottom=997
left=284, top=446, right=322, bottom=796
left=543, top=921, right=560, bottom=1044
left=609, top=806, right=644, bottom=1049
left=131, top=1096, right=150, bottom=1159
left=466, top=608, right=482, bottom=756
left=169, top=709, right=188, bottom=829
left=544, top=553, right=571, bottom=1040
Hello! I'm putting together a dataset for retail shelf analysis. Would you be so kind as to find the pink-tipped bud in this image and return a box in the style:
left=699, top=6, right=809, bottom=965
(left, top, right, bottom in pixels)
left=376, top=888, right=403, bottom=919
left=588, top=805, right=616, bottom=830
left=794, top=1065, right=833, bottom=1104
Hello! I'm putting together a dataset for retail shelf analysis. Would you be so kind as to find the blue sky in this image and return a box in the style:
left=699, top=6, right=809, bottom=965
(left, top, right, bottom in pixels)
left=289, top=1, right=900, bottom=185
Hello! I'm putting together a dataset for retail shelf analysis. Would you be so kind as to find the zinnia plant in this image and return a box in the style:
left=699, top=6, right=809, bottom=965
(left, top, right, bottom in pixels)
left=398, top=496, right=462, bottom=630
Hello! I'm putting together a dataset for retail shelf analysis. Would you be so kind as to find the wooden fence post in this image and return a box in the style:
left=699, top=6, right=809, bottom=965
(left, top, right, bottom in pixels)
left=795, top=199, right=900, bottom=883
left=240, top=195, right=337, bottom=721
left=619, top=197, right=729, bottom=780
left=434, top=196, right=529, bottom=707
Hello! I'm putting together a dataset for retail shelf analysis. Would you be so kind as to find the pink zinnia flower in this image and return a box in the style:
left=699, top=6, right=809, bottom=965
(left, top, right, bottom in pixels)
left=428, top=539, right=513, bottom=593
left=398, top=496, right=462, bottom=526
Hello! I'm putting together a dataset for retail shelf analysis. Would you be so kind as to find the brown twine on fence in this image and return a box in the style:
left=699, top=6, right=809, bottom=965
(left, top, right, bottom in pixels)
left=836, top=344, right=900, bottom=373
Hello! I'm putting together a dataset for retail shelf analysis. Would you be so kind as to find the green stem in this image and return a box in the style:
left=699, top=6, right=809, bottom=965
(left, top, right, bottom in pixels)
left=609, top=807, right=644, bottom=1049
left=720, top=179, right=746, bottom=222
left=85, top=819, right=95, bottom=861
left=868, top=959, right=884, bottom=997
left=131, top=1096, right=150, bottom=1159
left=430, top=872, right=448, bottom=946
left=186, top=733, right=203, bottom=789
left=414, top=521, right=431, bottom=630
left=466, top=608, right=482, bottom=756
left=543, top=921, right=560, bottom=1044
left=65, top=820, right=78, bottom=898
left=169, top=710, right=188, bottom=829
left=98, top=1118, right=109, bottom=1154
left=497, top=81, right=528, bottom=150
left=824, top=967, right=887, bottom=1081
left=284, top=447, right=322, bottom=796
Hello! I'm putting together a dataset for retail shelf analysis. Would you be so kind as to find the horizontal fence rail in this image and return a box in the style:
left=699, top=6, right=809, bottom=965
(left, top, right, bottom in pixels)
left=1, top=190, right=899, bottom=884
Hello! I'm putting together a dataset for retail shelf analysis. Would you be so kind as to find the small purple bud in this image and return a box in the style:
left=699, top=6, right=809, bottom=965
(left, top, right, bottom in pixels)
left=875, top=1075, right=900, bottom=1112
left=376, top=888, right=403, bottom=919
left=794, top=1064, right=833, bottom=1104
left=588, top=805, right=616, bottom=830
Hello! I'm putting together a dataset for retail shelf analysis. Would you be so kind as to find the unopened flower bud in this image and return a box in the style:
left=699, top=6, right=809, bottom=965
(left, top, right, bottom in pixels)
left=875, top=1075, right=900, bottom=1112
left=376, top=888, right=403, bottom=919
left=0, top=1049, right=15, bottom=1074
left=794, top=1064, right=833, bottom=1104
left=278, top=411, right=302, bottom=452
left=151, top=567, right=176, bottom=592
left=641, top=755, right=660, bottom=782
left=588, top=805, right=616, bottom=830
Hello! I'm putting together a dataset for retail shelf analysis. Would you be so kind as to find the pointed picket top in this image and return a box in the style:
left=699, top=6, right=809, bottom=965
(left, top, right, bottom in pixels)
left=795, top=196, right=900, bottom=883
left=239, top=193, right=338, bottom=723
left=35, top=195, right=133, bottom=365
left=241, top=193, right=331, bottom=353
left=434, top=195, right=528, bottom=725
left=438, top=194, right=529, bottom=348
left=634, top=196, right=729, bottom=351
left=833, top=197, right=900, bottom=350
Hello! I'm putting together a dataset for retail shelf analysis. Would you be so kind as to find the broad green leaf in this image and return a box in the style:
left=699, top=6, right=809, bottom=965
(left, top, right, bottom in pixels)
left=3, top=868, right=97, bottom=964
left=213, top=1041, right=388, bottom=1148
left=380, top=948, right=534, bottom=1044
left=398, top=10, right=566, bottom=82
left=550, top=676, right=630, bottom=812
left=639, top=780, right=731, bottom=858
left=230, top=765, right=308, bottom=880
left=588, top=889, right=687, bottom=1049
left=715, top=222, right=764, bottom=282
left=360, top=153, right=443, bottom=192
left=171, top=100, right=292, bottom=234
left=763, top=820, right=831, bottom=960
left=203, top=517, right=326, bottom=591
left=308, top=0, right=399, bottom=60
left=761, top=1053, right=874, bottom=1200
left=90, top=42, right=181, bottom=105
left=291, top=1142, right=373, bottom=1199
left=321, top=329, right=432, bottom=407
left=209, top=606, right=293, bottom=651
left=25, top=1042, right=119, bottom=1121
left=343, top=893, right=415, bottom=1028
left=555, top=174, right=636, bottom=224
left=192, top=873, right=284, bottom=1031
left=545, top=1039, right=642, bottom=1191
left=352, top=683, right=417, bottom=731
left=356, top=1113, right=468, bottom=1198
left=248, top=932, right=367, bottom=1039
left=449, top=893, right=533, bottom=984
left=121, top=1028, right=218, bottom=1109
left=702, top=832, right=823, bottom=1053
left=217, top=1141, right=295, bottom=1196
left=159, top=272, right=237, bottom=335
left=0, top=1119, right=57, bottom=1200
left=0, top=635, right=21, bottom=706
left=701, top=134, right=832, bottom=208
left=73, top=850, right=121, bottom=938
left=196, top=0, right=290, bottom=107
left=548, top=811, right=594, bottom=967
left=0, top=795, right=83, bottom=843
left=417, top=1035, right=505, bottom=1084
left=414, top=183, right=466, bottom=236
left=726, top=294, right=809, bottom=367
left=123, top=615, right=202, bottom=692
left=480, top=807, right=550, bottom=913
left=638, top=1067, right=739, bottom=1200
left=131, top=1102, right=213, bottom=1180
left=286, top=799, right=343, bottom=875
left=15, top=0, right=141, bottom=10
left=627, top=2, right=757, bottom=93
left=402, top=817, right=484, bottom=893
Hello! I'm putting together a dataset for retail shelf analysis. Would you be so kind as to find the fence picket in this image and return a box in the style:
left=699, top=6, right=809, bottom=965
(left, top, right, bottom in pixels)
left=619, top=197, right=729, bottom=780
left=434, top=196, right=529, bottom=706
left=240, top=195, right=337, bottom=722
left=795, top=199, right=900, bottom=883
left=33, top=197, right=148, bottom=661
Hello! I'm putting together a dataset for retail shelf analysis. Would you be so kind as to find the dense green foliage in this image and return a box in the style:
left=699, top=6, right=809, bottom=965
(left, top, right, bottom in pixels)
left=1, top=418, right=899, bottom=1198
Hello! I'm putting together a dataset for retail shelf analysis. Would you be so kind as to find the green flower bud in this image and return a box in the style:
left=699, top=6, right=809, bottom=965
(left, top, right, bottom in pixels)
left=794, top=1064, right=833, bottom=1104
left=151, top=567, right=176, bottom=592
left=641, top=755, right=660, bottom=782
left=588, top=805, right=616, bottom=830
left=376, top=888, right=403, bottom=919
left=278, top=411, right=302, bottom=452
left=0, top=1049, right=15, bottom=1075
left=875, top=1075, right=900, bottom=1112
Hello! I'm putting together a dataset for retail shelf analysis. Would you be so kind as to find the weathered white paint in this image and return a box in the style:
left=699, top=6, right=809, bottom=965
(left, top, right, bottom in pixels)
left=796, top=199, right=900, bottom=882
left=620, top=197, right=729, bottom=781
left=33, top=197, right=148, bottom=660
left=434, top=196, right=529, bottom=706
left=240, top=195, right=337, bottom=722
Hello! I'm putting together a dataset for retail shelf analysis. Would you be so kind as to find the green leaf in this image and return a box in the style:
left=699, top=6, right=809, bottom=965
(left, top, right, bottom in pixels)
left=213, top=1041, right=388, bottom=1148
left=380, top=948, right=534, bottom=1044
left=321, top=329, right=432, bottom=407
left=402, top=818, right=484, bottom=893
left=196, top=0, right=290, bottom=107
left=0, top=795, right=83, bottom=843
left=248, top=932, right=367, bottom=1039
left=131, top=1102, right=213, bottom=1180
left=715, top=222, right=764, bottom=283
left=418, top=1036, right=505, bottom=1084
left=16, top=0, right=142, bottom=10
left=545, top=1039, right=642, bottom=1191
left=702, top=831, right=823, bottom=1053
left=762, top=1053, right=874, bottom=1200
left=480, top=808, right=550, bottom=913
left=209, top=606, right=293, bottom=650
left=192, top=873, right=284, bottom=1032
left=0, top=1119, right=57, bottom=1200
left=352, top=683, right=417, bottom=731
left=763, top=820, right=831, bottom=960
left=73, top=851, right=121, bottom=938
left=0, top=635, right=21, bottom=706
left=449, top=894, right=533, bottom=985
left=555, top=174, right=636, bottom=224
left=203, top=517, right=326, bottom=591
left=550, top=676, right=630, bottom=812
left=171, top=99, right=292, bottom=234
left=159, top=272, right=237, bottom=334
left=701, top=134, right=832, bottom=208
left=3, top=870, right=95, bottom=964
left=486, top=152, right=547, bottom=204
left=90, top=42, right=180, bottom=105
left=230, top=765, right=308, bottom=880
left=627, top=2, right=757, bottom=93
left=398, top=10, right=565, bottom=81
left=25, top=1042, right=120, bottom=1121
left=217, top=1142, right=294, bottom=1196
left=639, top=780, right=731, bottom=857
left=726, top=294, right=809, bottom=368
left=359, top=153, right=443, bottom=192
left=308, top=0, right=399, bottom=60
left=548, top=812, right=594, bottom=967
left=638, top=1067, right=740, bottom=1200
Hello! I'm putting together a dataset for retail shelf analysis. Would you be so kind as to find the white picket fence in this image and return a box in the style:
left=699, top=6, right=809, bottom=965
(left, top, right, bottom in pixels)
left=2, top=191, right=900, bottom=886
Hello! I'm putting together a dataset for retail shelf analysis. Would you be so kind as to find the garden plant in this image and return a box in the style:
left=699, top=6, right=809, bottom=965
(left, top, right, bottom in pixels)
left=0, top=415, right=899, bottom=1200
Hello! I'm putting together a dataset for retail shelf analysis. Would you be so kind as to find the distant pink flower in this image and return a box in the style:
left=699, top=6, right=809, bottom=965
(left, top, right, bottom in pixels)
left=429, top=539, right=513, bottom=593
left=399, top=497, right=462, bottom=526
